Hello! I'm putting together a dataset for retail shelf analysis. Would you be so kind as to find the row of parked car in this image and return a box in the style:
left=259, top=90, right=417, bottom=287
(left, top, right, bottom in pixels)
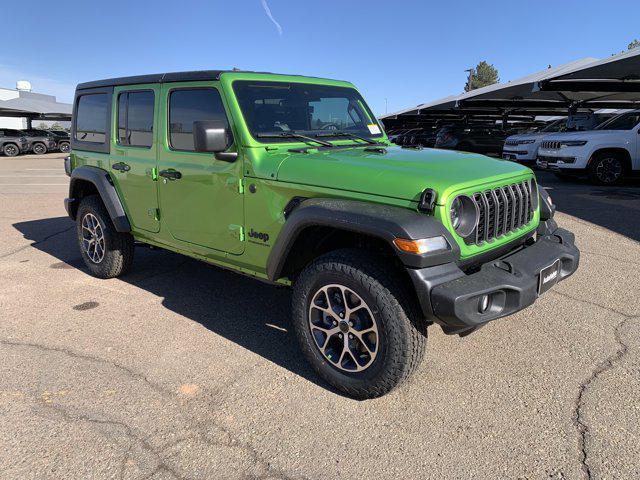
left=0, top=128, right=70, bottom=157
left=388, top=109, right=640, bottom=185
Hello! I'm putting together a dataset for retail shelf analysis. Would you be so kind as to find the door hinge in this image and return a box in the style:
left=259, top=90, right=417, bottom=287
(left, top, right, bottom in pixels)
left=238, top=178, right=245, bottom=194
left=229, top=224, right=245, bottom=241
left=148, top=208, right=160, bottom=221
left=151, top=167, right=158, bottom=181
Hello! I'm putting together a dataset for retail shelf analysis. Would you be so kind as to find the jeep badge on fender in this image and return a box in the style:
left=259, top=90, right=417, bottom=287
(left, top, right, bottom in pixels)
left=64, top=70, right=579, bottom=399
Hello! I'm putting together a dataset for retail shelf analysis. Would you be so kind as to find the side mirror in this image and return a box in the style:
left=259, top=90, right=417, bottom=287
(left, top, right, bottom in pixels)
left=193, top=120, right=237, bottom=161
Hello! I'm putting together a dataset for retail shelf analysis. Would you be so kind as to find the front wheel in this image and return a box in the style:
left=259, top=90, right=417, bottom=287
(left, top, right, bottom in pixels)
left=58, top=142, right=70, bottom=153
left=76, top=195, right=134, bottom=278
left=292, top=250, right=427, bottom=399
left=588, top=154, right=625, bottom=185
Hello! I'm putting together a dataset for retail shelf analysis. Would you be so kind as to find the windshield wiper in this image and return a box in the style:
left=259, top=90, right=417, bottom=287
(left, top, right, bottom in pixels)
left=315, top=132, right=380, bottom=145
left=256, top=132, right=334, bottom=147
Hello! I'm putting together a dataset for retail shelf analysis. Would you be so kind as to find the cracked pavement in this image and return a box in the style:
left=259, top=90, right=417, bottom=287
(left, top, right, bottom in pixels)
left=0, top=154, right=638, bottom=479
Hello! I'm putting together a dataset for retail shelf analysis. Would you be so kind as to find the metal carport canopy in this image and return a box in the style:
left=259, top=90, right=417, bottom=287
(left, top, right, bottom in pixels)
left=536, top=48, right=640, bottom=93
left=0, top=94, right=72, bottom=122
left=458, top=50, right=640, bottom=111
left=381, top=50, right=640, bottom=127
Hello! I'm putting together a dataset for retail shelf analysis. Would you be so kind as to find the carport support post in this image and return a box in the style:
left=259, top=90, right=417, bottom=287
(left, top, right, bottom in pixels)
left=502, top=111, right=509, bottom=130
left=25, top=117, right=32, bottom=130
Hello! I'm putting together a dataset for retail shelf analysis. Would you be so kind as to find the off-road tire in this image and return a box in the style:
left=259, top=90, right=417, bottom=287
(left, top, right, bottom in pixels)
left=32, top=142, right=47, bottom=155
left=58, top=142, right=70, bottom=153
left=2, top=143, right=20, bottom=157
left=292, top=249, right=427, bottom=399
left=76, top=195, right=134, bottom=278
left=588, top=153, right=625, bottom=185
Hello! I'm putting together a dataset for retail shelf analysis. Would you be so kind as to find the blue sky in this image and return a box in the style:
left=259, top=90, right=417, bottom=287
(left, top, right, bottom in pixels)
left=1, top=0, right=638, bottom=115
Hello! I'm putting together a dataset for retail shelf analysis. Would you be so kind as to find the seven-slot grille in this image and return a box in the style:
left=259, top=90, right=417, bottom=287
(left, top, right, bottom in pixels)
left=470, top=179, right=535, bottom=245
left=541, top=140, right=561, bottom=149
left=504, top=140, right=520, bottom=146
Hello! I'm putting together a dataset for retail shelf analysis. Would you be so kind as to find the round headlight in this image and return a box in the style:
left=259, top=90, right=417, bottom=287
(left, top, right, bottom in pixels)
left=450, top=195, right=478, bottom=238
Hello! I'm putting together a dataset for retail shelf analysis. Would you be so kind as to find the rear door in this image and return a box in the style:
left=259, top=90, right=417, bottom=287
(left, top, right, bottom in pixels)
left=157, top=82, right=244, bottom=255
left=109, top=85, right=160, bottom=233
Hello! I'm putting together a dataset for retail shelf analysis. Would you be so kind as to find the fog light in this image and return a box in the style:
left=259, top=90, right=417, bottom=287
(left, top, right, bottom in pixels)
left=478, top=294, right=491, bottom=314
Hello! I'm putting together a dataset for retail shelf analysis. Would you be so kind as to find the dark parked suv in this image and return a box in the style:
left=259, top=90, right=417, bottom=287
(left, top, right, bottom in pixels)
left=47, top=130, right=71, bottom=153
left=21, top=129, right=58, bottom=154
left=0, top=129, right=29, bottom=156
left=435, top=124, right=507, bottom=155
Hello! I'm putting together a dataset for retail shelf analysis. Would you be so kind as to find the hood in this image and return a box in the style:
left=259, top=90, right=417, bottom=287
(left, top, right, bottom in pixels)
left=275, top=145, right=531, bottom=204
left=506, top=132, right=546, bottom=142
left=542, top=130, right=612, bottom=140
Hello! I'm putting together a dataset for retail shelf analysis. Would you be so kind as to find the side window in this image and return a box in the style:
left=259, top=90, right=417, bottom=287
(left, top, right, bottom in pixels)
left=75, top=94, right=109, bottom=143
left=168, top=88, right=228, bottom=151
left=117, top=90, right=154, bottom=148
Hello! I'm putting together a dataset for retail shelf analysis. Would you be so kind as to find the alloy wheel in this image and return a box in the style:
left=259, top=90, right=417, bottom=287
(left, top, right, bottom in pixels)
left=5, top=145, right=18, bottom=156
left=81, top=213, right=105, bottom=263
left=308, top=284, right=379, bottom=372
left=596, top=157, right=622, bottom=184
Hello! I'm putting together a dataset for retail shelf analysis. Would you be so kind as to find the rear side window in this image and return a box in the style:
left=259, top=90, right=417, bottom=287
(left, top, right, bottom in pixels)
left=75, top=94, right=109, bottom=143
left=117, top=90, right=155, bottom=148
left=168, top=88, right=228, bottom=151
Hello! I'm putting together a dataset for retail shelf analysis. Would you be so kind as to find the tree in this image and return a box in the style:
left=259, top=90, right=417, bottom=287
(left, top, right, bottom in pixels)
left=629, top=39, right=640, bottom=50
left=464, top=61, right=500, bottom=92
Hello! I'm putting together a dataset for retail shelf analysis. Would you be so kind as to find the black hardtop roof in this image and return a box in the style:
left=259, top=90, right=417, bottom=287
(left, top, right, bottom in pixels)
left=76, top=70, right=342, bottom=91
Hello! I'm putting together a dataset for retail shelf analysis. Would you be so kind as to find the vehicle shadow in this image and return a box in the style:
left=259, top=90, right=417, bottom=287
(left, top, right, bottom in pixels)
left=535, top=170, right=640, bottom=243
left=12, top=216, right=342, bottom=395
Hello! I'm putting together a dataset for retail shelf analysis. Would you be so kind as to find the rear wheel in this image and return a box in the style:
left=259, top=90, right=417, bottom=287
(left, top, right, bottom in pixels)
left=292, top=249, right=427, bottom=399
left=588, top=153, right=625, bottom=185
left=2, top=143, right=20, bottom=157
left=76, top=195, right=134, bottom=278
left=32, top=142, right=47, bottom=155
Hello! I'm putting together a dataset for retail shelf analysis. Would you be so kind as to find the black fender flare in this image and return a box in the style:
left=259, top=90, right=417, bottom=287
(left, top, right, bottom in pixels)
left=65, top=165, right=131, bottom=232
left=539, top=187, right=555, bottom=221
left=266, top=198, right=460, bottom=281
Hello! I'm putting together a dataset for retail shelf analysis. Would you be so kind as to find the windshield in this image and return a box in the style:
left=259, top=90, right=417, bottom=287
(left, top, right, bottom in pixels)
left=596, top=112, right=640, bottom=130
left=540, top=119, right=566, bottom=133
left=233, top=81, right=383, bottom=142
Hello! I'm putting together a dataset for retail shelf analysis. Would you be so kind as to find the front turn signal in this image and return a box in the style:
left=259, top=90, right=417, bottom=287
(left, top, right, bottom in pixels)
left=393, top=236, right=449, bottom=255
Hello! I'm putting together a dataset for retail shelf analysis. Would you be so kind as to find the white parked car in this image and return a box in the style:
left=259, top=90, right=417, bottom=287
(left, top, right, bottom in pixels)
left=503, top=113, right=610, bottom=165
left=536, top=110, right=640, bottom=185
left=503, top=120, right=566, bottom=164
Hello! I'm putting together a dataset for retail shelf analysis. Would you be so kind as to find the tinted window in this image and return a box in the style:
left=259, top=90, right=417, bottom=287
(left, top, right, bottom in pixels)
left=75, top=94, right=108, bottom=143
left=596, top=112, right=640, bottom=131
left=117, top=90, right=154, bottom=148
left=169, top=88, right=228, bottom=151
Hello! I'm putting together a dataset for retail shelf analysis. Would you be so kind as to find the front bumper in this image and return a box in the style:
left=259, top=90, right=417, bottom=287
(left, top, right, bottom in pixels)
left=408, top=223, right=579, bottom=334
left=502, top=147, right=536, bottom=162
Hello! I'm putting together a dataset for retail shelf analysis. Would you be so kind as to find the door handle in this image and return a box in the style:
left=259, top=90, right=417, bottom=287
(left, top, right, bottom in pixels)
left=112, top=162, right=130, bottom=172
left=159, top=169, right=182, bottom=180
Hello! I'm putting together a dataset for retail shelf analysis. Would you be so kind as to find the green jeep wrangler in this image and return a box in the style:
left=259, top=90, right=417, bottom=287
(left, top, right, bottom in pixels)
left=64, top=70, right=579, bottom=399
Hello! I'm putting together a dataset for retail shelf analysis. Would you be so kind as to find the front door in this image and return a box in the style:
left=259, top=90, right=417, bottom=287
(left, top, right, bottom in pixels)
left=109, top=85, right=160, bottom=233
left=157, top=82, right=244, bottom=255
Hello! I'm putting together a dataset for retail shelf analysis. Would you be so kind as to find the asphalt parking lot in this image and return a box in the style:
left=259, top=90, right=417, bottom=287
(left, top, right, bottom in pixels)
left=1, top=153, right=638, bottom=479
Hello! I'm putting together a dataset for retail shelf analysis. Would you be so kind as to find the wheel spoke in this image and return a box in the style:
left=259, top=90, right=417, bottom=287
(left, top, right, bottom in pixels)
left=307, top=283, right=379, bottom=373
